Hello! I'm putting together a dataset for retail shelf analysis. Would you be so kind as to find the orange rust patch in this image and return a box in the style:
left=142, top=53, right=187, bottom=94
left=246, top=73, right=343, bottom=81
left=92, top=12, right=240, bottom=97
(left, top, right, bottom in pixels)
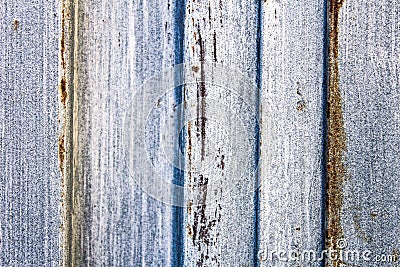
left=326, top=0, right=347, bottom=266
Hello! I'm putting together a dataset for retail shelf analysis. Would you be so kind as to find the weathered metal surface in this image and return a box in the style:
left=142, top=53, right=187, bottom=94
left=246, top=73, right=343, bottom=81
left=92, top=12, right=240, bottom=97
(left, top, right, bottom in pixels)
left=2, top=0, right=400, bottom=266
left=183, top=0, right=258, bottom=266
left=182, top=0, right=260, bottom=265
left=258, top=0, right=326, bottom=266
left=0, top=0, right=61, bottom=265
left=61, top=0, right=184, bottom=265
left=328, top=0, right=400, bottom=266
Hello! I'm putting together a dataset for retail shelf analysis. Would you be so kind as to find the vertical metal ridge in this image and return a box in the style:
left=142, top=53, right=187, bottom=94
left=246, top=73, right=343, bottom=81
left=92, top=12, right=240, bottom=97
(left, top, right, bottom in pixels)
left=59, top=0, right=78, bottom=265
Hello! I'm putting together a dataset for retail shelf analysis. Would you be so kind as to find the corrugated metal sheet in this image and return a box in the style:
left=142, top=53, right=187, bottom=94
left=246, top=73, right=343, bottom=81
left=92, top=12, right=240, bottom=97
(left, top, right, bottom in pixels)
left=1, top=0, right=399, bottom=266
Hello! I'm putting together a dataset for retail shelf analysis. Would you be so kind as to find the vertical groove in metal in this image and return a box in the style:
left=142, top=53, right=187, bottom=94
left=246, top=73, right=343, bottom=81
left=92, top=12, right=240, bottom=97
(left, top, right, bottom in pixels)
left=253, top=0, right=263, bottom=266
left=172, top=0, right=186, bottom=265
left=320, top=0, right=330, bottom=266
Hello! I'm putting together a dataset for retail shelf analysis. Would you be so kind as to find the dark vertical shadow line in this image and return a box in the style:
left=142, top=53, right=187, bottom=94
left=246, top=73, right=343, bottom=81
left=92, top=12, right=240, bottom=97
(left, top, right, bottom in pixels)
left=320, top=0, right=330, bottom=266
left=253, top=0, right=263, bottom=266
left=172, top=0, right=186, bottom=266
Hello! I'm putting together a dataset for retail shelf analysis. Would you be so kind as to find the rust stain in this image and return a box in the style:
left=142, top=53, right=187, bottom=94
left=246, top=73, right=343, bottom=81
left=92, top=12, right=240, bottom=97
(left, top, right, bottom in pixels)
left=58, top=2, right=68, bottom=176
left=187, top=224, right=193, bottom=237
left=192, top=65, right=199, bottom=73
left=58, top=133, right=66, bottom=175
left=60, top=77, right=68, bottom=107
left=187, top=200, right=193, bottom=215
left=296, top=87, right=306, bottom=112
left=213, top=31, right=217, bottom=62
left=59, top=1, right=76, bottom=266
left=191, top=189, right=222, bottom=266
left=371, top=211, right=378, bottom=219
left=196, top=27, right=207, bottom=161
left=189, top=24, right=223, bottom=266
left=296, top=100, right=306, bottom=112
left=61, top=8, right=66, bottom=69
left=13, top=19, right=19, bottom=31
left=326, top=0, right=347, bottom=266
left=59, top=7, right=68, bottom=108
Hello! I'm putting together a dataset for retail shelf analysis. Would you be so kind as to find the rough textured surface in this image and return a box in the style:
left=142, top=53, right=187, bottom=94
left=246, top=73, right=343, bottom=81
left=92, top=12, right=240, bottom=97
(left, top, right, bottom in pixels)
left=2, top=0, right=400, bottom=266
left=182, top=0, right=259, bottom=266
left=326, top=1, right=347, bottom=266
left=64, top=0, right=180, bottom=265
left=335, top=0, right=400, bottom=265
left=258, top=0, right=326, bottom=266
left=0, top=0, right=61, bottom=266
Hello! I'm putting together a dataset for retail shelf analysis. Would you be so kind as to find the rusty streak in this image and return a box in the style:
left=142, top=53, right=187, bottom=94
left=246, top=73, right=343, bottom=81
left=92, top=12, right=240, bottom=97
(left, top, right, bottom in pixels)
left=213, top=31, right=217, bottom=62
left=197, top=27, right=207, bottom=161
left=59, top=1, right=68, bottom=182
left=58, top=133, right=66, bottom=175
left=189, top=23, right=223, bottom=266
left=59, top=6, right=68, bottom=110
left=326, top=0, right=346, bottom=266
